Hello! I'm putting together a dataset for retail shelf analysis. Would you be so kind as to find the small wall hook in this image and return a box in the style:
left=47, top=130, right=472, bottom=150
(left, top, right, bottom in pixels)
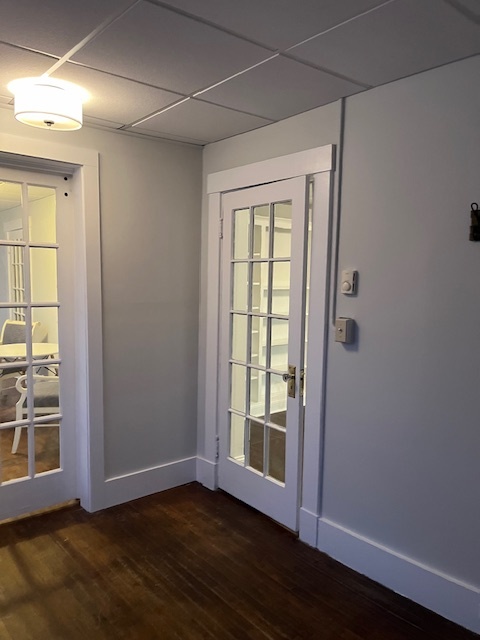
left=469, top=203, right=480, bottom=242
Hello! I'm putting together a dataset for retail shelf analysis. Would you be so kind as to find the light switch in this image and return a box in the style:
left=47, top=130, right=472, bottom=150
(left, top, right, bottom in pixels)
left=341, top=270, right=357, bottom=295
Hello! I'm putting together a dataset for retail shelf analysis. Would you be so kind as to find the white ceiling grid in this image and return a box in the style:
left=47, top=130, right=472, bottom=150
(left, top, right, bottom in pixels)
left=0, top=0, right=478, bottom=146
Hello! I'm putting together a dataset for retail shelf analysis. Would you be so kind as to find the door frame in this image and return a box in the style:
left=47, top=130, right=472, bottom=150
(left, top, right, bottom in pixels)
left=0, top=133, right=104, bottom=514
left=202, top=145, right=335, bottom=543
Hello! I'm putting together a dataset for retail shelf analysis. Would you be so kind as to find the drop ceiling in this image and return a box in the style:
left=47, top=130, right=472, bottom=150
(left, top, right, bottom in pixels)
left=0, top=0, right=478, bottom=146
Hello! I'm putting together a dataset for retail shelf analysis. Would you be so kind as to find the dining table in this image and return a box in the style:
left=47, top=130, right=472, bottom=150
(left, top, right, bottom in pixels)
left=0, top=342, right=59, bottom=361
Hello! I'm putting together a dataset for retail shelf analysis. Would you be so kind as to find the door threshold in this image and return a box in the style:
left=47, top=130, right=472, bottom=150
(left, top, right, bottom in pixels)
left=0, top=498, right=80, bottom=527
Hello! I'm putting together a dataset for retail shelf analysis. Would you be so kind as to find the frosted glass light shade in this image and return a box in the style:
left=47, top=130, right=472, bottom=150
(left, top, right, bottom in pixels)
left=8, top=77, right=88, bottom=131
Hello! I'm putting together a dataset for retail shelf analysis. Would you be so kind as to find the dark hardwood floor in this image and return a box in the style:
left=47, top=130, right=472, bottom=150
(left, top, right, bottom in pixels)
left=0, top=483, right=476, bottom=640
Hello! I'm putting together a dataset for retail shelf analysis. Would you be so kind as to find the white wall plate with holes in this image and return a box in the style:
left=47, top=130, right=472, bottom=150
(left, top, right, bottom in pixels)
left=341, top=269, right=357, bottom=295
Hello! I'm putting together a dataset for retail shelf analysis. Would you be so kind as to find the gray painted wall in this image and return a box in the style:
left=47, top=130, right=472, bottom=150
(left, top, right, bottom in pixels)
left=326, top=54, right=480, bottom=587
left=0, top=111, right=202, bottom=477
left=201, top=55, right=480, bottom=588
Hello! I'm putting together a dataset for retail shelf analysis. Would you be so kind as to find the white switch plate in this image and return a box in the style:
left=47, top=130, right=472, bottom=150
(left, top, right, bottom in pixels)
left=341, top=269, right=357, bottom=295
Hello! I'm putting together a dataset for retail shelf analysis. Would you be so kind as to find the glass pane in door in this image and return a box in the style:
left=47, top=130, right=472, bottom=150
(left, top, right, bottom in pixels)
left=232, top=263, right=248, bottom=311
left=251, top=262, right=268, bottom=314
left=233, top=208, right=249, bottom=259
left=248, top=419, right=264, bottom=473
left=230, top=364, right=246, bottom=413
left=269, top=373, right=287, bottom=427
left=30, top=248, right=58, bottom=302
left=0, top=427, right=28, bottom=482
left=267, top=427, right=286, bottom=483
left=32, top=365, right=61, bottom=417
left=28, top=185, right=56, bottom=244
left=231, top=313, right=247, bottom=362
left=32, top=306, right=58, bottom=345
left=250, top=315, right=266, bottom=367
left=271, top=262, right=290, bottom=316
left=0, top=246, right=26, bottom=305
left=270, top=318, right=288, bottom=372
left=249, top=367, right=265, bottom=420
left=273, top=201, right=292, bottom=258
left=229, top=413, right=245, bottom=461
left=253, top=205, right=269, bottom=258
left=35, top=420, right=60, bottom=475
left=0, top=181, right=22, bottom=241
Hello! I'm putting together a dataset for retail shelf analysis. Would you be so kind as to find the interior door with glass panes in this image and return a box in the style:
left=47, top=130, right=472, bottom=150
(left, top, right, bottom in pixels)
left=0, top=167, right=76, bottom=520
left=218, top=176, right=308, bottom=531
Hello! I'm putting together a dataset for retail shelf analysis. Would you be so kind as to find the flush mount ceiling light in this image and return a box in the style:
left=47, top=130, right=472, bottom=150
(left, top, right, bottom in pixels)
left=7, top=76, right=89, bottom=131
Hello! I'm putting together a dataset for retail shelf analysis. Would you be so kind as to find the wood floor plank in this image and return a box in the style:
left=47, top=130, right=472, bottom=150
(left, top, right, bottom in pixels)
left=0, top=483, right=476, bottom=640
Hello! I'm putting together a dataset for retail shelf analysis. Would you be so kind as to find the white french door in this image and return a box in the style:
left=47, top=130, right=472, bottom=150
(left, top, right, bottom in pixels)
left=0, top=166, right=76, bottom=519
left=218, top=176, right=309, bottom=531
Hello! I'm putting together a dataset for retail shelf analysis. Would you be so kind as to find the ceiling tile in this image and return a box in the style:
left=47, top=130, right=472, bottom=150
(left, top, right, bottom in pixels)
left=83, top=115, right=123, bottom=129
left=443, top=0, right=480, bottom=20
left=132, top=99, right=273, bottom=143
left=0, top=44, right=57, bottom=97
left=131, top=129, right=208, bottom=146
left=0, top=96, right=12, bottom=105
left=71, top=2, right=272, bottom=95
left=289, top=0, right=480, bottom=87
left=198, top=55, right=364, bottom=120
left=0, top=0, right=137, bottom=57
left=159, top=0, right=387, bottom=49
left=51, top=63, right=183, bottom=125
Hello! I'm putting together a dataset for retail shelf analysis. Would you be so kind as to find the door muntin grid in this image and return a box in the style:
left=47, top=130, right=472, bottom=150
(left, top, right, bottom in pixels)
left=0, top=179, right=62, bottom=484
left=229, top=200, right=292, bottom=483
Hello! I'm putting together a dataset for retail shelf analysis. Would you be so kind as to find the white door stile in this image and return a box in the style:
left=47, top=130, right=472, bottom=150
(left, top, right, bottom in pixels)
left=299, top=171, right=334, bottom=543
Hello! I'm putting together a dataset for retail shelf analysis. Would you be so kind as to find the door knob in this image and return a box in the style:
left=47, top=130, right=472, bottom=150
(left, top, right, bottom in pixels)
left=282, top=365, right=296, bottom=398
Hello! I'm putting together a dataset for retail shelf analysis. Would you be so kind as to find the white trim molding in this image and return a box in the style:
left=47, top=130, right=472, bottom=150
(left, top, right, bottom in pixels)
left=207, top=145, right=335, bottom=194
left=196, top=457, right=218, bottom=491
left=298, top=507, right=319, bottom=548
left=104, top=457, right=197, bottom=509
left=317, top=517, right=480, bottom=635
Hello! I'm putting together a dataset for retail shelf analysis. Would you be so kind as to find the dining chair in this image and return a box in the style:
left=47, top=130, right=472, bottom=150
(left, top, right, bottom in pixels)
left=0, top=319, right=47, bottom=345
left=11, top=369, right=60, bottom=454
left=0, top=319, right=48, bottom=378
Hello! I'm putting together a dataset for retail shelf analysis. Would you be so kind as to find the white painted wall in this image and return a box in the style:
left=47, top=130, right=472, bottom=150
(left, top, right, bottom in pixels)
left=0, top=110, right=202, bottom=480
left=200, top=55, right=480, bottom=630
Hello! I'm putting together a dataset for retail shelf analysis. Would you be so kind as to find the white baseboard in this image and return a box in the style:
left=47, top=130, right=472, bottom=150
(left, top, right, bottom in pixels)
left=299, top=507, right=318, bottom=547
left=103, top=456, right=197, bottom=510
left=196, top=456, right=218, bottom=490
left=317, top=517, right=480, bottom=635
